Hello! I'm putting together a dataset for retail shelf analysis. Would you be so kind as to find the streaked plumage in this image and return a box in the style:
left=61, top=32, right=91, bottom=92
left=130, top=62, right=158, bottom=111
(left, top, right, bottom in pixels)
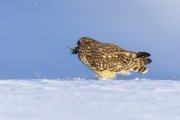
left=71, top=37, right=152, bottom=80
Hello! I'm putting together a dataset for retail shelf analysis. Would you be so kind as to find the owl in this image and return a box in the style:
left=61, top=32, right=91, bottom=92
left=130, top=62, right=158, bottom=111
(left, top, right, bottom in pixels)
left=71, top=37, right=152, bottom=80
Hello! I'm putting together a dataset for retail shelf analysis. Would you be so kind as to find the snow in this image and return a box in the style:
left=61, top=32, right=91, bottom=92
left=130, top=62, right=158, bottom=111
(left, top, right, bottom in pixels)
left=0, top=79, right=180, bottom=120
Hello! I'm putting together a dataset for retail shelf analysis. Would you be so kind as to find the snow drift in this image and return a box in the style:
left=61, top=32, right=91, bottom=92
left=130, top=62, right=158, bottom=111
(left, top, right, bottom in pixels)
left=0, top=79, right=180, bottom=120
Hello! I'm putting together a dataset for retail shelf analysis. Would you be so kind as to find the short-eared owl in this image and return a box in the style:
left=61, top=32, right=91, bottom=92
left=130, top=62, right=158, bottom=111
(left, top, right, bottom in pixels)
left=71, top=37, right=152, bottom=80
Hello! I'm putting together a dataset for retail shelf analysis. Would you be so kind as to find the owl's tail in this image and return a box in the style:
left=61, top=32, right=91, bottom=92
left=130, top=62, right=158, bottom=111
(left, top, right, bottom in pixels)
left=136, top=52, right=152, bottom=65
left=131, top=52, right=152, bottom=74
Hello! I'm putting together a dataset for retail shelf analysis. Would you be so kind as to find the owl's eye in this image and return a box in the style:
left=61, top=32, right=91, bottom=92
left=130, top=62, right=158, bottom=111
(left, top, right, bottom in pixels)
left=77, top=40, right=80, bottom=46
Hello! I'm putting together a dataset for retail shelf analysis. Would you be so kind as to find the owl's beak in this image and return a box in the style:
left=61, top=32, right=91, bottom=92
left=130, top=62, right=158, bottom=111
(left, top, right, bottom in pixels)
left=70, top=46, right=79, bottom=54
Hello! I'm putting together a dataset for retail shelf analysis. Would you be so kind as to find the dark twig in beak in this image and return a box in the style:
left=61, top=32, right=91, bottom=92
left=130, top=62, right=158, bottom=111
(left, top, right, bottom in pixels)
left=68, top=47, right=78, bottom=55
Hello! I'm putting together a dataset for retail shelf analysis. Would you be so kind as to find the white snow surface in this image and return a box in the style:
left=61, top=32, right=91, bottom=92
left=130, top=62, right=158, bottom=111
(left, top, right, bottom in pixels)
left=0, top=79, right=180, bottom=120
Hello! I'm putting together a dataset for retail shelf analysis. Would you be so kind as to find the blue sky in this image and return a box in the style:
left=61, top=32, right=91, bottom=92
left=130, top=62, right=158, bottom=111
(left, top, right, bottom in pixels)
left=0, top=0, right=180, bottom=79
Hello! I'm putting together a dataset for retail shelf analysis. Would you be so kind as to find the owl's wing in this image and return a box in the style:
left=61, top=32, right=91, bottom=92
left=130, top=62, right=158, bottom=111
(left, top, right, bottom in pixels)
left=78, top=43, right=135, bottom=73
left=86, top=44, right=127, bottom=71
left=90, top=44, right=137, bottom=72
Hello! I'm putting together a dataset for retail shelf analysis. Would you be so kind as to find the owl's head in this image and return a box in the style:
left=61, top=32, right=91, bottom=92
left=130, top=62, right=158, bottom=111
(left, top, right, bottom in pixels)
left=71, top=37, right=99, bottom=54
left=77, top=37, right=99, bottom=47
